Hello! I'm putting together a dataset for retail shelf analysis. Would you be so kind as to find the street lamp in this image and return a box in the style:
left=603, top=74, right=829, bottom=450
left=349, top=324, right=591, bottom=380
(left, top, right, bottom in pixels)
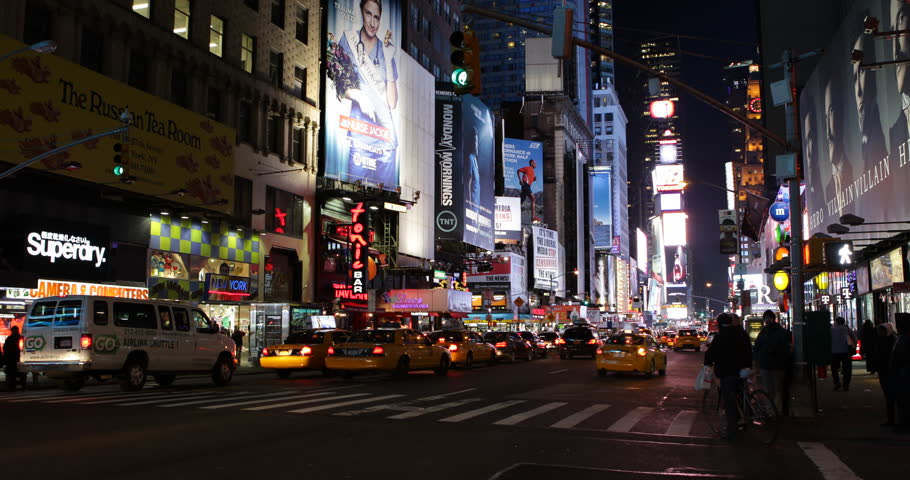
left=0, top=40, right=57, bottom=62
left=547, top=269, right=579, bottom=306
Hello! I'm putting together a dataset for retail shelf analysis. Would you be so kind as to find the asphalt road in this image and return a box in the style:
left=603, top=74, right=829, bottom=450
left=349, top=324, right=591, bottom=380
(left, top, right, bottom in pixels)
left=1, top=348, right=892, bottom=479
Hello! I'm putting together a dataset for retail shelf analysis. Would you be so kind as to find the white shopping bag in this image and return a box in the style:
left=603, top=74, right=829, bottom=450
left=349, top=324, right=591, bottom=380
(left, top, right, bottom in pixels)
left=694, top=365, right=714, bottom=391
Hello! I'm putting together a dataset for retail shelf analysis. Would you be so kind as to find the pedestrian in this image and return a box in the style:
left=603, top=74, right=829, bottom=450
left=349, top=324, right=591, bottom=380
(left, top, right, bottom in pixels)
left=893, top=313, right=910, bottom=433
left=861, top=319, right=876, bottom=373
left=704, top=312, right=753, bottom=439
left=871, top=321, right=898, bottom=426
left=753, top=310, right=791, bottom=413
left=3, top=326, right=25, bottom=392
left=830, top=316, right=857, bottom=391
left=231, top=328, right=246, bottom=365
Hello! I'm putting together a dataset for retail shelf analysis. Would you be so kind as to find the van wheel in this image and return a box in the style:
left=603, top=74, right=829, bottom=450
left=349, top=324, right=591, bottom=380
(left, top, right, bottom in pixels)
left=212, top=357, right=233, bottom=386
left=62, top=376, right=85, bottom=392
left=153, top=375, right=176, bottom=387
left=276, top=370, right=292, bottom=379
left=120, top=361, right=147, bottom=392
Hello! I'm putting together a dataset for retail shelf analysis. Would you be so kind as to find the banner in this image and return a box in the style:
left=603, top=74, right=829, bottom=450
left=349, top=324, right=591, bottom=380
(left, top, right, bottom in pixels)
left=494, top=196, right=521, bottom=243
left=591, top=167, right=612, bottom=249
left=718, top=209, right=738, bottom=255
left=435, top=92, right=464, bottom=242
left=461, top=95, right=495, bottom=251
left=532, top=226, right=562, bottom=294
left=0, top=36, right=235, bottom=213
left=800, top=0, right=910, bottom=235
left=502, top=138, right=544, bottom=224
left=324, top=0, right=403, bottom=189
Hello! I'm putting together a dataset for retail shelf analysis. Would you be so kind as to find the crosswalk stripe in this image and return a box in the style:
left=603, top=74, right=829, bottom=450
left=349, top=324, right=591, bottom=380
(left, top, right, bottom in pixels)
left=81, top=391, right=214, bottom=405
left=287, top=394, right=406, bottom=414
left=158, top=391, right=295, bottom=408
left=666, top=410, right=698, bottom=436
left=116, top=392, right=232, bottom=406
left=550, top=404, right=611, bottom=429
left=606, top=406, right=653, bottom=432
left=387, top=398, right=483, bottom=420
left=244, top=393, right=371, bottom=412
left=201, top=391, right=336, bottom=410
left=798, top=442, right=863, bottom=480
left=41, top=392, right=159, bottom=404
left=6, top=390, right=127, bottom=403
left=438, top=400, right=526, bottom=423
left=494, top=402, right=567, bottom=426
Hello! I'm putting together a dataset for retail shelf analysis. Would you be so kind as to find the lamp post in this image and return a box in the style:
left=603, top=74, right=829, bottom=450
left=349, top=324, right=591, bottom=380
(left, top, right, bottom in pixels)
left=547, top=269, right=579, bottom=306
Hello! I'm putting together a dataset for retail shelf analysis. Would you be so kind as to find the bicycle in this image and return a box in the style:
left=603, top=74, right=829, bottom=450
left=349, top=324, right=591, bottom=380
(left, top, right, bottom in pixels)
left=701, top=371, right=779, bottom=445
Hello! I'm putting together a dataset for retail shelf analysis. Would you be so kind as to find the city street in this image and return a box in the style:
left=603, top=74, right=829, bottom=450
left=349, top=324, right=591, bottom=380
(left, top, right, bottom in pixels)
left=3, top=350, right=898, bottom=479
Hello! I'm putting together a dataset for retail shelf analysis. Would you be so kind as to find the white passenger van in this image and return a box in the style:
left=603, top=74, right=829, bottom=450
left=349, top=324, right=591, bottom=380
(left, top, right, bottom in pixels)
left=21, top=296, right=236, bottom=391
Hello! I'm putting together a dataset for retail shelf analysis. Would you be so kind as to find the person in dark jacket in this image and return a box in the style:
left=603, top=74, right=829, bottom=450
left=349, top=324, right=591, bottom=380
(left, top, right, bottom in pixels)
left=860, top=319, right=876, bottom=373
left=231, top=328, right=246, bottom=366
left=3, top=326, right=25, bottom=392
left=872, top=322, right=899, bottom=426
left=705, top=313, right=753, bottom=438
left=830, top=316, right=858, bottom=391
left=753, top=310, right=791, bottom=412
left=893, top=313, right=910, bottom=433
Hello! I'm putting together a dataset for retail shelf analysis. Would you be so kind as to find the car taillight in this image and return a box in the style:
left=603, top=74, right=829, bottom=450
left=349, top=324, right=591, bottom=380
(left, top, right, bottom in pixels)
left=19, top=338, right=23, bottom=351
left=448, top=344, right=459, bottom=352
left=596, top=348, right=603, bottom=355
left=637, top=347, right=647, bottom=357
left=495, top=342, right=508, bottom=348
left=300, top=346, right=313, bottom=356
left=438, top=337, right=446, bottom=344
left=525, top=341, right=532, bottom=347
left=556, top=338, right=565, bottom=345
left=80, top=334, right=93, bottom=350
left=371, top=346, right=385, bottom=356
left=587, top=339, right=597, bottom=345
left=261, top=347, right=270, bottom=356
left=327, top=346, right=335, bottom=356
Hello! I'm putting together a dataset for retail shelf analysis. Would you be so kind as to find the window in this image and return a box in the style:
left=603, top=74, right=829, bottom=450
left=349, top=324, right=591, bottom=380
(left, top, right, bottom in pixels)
left=55, top=301, right=82, bottom=327
left=173, top=308, right=191, bottom=332
left=171, top=69, right=188, bottom=108
left=80, top=27, right=104, bottom=73
left=241, top=34, right=255, bottom=74
left=209, top=15, right=224, bottom=57
left=295, top=4, right=308, bottom=43
left=269, top=50, right=283, bottom=87
left=23, top=2, right=52, bottom=48
left=293, top=66, right=306, bottom=99
left=28, top=302, right=56, bottom=327
left=244, top=0, right=258, bottom=10
left=292, top=128, right=304, bottom=164
left=408, top=43, right=418, bottom=59
left=266, top=186, right=305, bottom=236
left=159, top=306, right=173, bottom=330
left=114, top=302, right=158, bottom=329
left=174, top=0, right=191, bottom=39
left=193, top=310, right=213, bottom=332
left=594, top=113, right=602, bottom=122
left=128, top=50, right=149, bottom=91
left=94, top=301, right=109, bottom=325
left=234, top=176, right=253, bottom=223
left=267, top=115, right=280, bottom=153
left=605, top=112, right=614, bottom=121
left=238, top=101, right=252, bottom=143
left=132, top=0, right=151, bottom=18
left=271, top=0, right=285, bottom=28
left=206, top=87, right=222, bottom=122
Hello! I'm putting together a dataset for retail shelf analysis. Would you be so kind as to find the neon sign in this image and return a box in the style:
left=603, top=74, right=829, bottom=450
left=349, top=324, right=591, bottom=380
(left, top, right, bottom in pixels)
left=205, top=274, right=252, bottom=299
left=333, top=283, right=368, bottom=301
left=273, top=208, right=287, bottom=234
left=349, top=203, right=370, bottom=299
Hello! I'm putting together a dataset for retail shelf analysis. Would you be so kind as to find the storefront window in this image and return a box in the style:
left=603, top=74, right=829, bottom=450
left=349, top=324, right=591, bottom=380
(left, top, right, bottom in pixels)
left=149, top=250, right=189, bottom=279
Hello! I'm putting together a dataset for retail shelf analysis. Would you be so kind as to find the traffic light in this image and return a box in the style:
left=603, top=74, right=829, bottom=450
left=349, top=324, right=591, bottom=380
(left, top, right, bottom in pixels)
left=112, top=141, right=128, bottom=176
left=803, top=237, right=828, bottom=269
left=450, top=29, right=481, bottom=95
left=551, top=5, right=574, bottom=59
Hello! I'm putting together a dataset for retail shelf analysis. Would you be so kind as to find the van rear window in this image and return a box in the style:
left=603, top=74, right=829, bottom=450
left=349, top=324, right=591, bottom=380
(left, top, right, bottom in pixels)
left=114, top=302, right=157, bottom=329
left=28, top=301, right=56, bottom=327
left=55, top=300, right=83, bottom=327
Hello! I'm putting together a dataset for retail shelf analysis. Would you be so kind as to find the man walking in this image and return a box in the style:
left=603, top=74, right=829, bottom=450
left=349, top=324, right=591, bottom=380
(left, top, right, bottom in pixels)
left=830, top=316, right=858, bottom=391
left=3, top=326, right=24, bottom=392
left=704, top=313, right=753, bottom=439
left=231, top=328, right=246, bottom=366
left=753, top=310, right=791, bottom=412
left=517, top=159, right=540, bottom=222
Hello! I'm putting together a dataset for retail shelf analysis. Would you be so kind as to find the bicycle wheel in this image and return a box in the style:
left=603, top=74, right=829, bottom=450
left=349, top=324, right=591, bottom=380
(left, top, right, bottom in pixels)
left=745, top=389, right=779, bottom=445
left=700, top=383, right=724, bottom=435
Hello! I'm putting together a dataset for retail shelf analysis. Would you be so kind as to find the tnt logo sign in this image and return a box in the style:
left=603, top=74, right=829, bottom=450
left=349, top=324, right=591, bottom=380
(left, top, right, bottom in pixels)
left=93, top=335, right=119, bottom=354
left=24, top=336, right=46, bottom=352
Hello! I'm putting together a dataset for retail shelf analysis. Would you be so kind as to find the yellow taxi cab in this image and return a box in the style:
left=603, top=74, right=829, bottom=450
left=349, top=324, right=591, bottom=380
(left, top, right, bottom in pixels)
left=325, top=328, right=452, bottom=377
left=674, top=329, right=701, bottom=351
left=259, top=329, right=351, bottom=378
left=698, top=331, right=708, bottom=343
left=596, top=333, right=667, bottom=377
left=428, top=329, right=497, bottom=369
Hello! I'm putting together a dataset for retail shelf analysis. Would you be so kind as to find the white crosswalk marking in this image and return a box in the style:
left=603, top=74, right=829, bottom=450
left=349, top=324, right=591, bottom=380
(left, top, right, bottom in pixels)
left=40, top=391, right=150, bottom=404
left=200, top=391, right=337, bottom=410
left=116, top=392, right=231, bottom=406
left=82, top=391, right=214, bottom=405
left=387, top=398, right=483, bottom=420
left=666, top=410, right=698, bottom=436
left=438, top=400, right=526, bottom=423
left=287, top=394, right=405, bottom=414
left=606, top=406, right=653, bottom=432
left=6, top=390, right=125, bottom=403
left=158, top=391, right=296, bottom=408
left=550, top=404, right=611, bottom=429
left=244, top=393, right=371, bottom=411
left=798, top=442, right=863, bottom=480
left=494, top=402, right=567, bottom=426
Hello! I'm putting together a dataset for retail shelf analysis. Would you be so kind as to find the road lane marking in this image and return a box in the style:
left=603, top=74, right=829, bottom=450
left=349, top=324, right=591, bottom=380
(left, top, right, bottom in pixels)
left=201, top=391, right=336, bottom=410
left=550, top=404, right=611, bottom=429
left=287, top=394, right=405, bottom=414
left=83, top=391, right=215, bottom=405
left=666, top=410, right=699, bottom=436
left=116, top=392, right=231, bottom=406
left=548, top=369, right=569, bottom=374
left=798, top=442, right=863, bottom=480
left=158, top=391, right=295, bottom=408
left=333, top=388, right=478, bottom=416
left=606, top=406, right=653, bottom=432
left=439, top=400, right=526, bottom=423
left=494, top=402, right=567, bottom=426
left=490, top=463, right=742, bottom=479
left=418, top=388, right=477, bottom=401
left=386, top=398, right=483, bottom=420
left=243, top=393, right=370, bottom=411
left=7, top=390, right=134, bottom=403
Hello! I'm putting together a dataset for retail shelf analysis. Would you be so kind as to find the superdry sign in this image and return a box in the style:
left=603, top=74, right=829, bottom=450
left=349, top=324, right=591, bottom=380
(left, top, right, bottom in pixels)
left=435, top=93, right=464, bottom=242
left=26, top=231, right=106, bottom=268
left=349, top=203, right=370, bottom=303
left=9, top=217, right=110, bottom=283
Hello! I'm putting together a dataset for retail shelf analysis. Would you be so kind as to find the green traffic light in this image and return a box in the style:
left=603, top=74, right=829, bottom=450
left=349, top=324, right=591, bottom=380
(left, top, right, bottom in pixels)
left=451, top=68, right=469, bottom=87
left=113, top=165, right=124, bottom=176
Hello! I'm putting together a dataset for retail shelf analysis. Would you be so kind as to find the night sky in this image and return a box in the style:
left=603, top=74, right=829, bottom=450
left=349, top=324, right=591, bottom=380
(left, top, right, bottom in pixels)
left=613, top=0, right=760, bottom=308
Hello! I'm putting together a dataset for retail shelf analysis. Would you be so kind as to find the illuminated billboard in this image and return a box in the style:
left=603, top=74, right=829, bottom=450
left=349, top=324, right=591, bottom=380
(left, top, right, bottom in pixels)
left=591, top=167, right=612, bottom=249
left=324, top=0, right=404, bottom=190
left=659, top=193, right=682, bottom=211
left=636, top=228, right=648, bottom=273
left=532, top=226, right=562, bottom=294
left=494, top=196, right=521, bottom=243
left=653, top=164, right=685, bottom=192
left=649, top=100, right=675, bottom=119
left=665, top=245, right=687, bottom=285
left=662, top=212, right=687, bottom=246
left=503, top=138, right=544, bottom=224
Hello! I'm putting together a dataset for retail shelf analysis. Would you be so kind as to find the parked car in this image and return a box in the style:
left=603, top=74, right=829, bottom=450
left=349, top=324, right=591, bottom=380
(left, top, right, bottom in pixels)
left=518, top=331, right=547, bottom=358
left=558, top=326, right=602, bottom=359
left=260, top=329, right=351, bottom=378
left=483, top=331, right=535, bottom=362
left=427, top=329, right=496, bottom=368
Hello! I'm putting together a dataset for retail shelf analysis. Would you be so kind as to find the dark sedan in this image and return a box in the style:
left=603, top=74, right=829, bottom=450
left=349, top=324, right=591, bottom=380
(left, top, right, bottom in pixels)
left=558, top=326, right=602, bottom=359
left=483, top=331, right=535, bottom=362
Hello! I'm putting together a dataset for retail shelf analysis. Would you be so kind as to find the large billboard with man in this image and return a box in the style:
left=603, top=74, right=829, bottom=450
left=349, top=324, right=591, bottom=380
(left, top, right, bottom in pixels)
left=503, top=138, right=544, bottom=224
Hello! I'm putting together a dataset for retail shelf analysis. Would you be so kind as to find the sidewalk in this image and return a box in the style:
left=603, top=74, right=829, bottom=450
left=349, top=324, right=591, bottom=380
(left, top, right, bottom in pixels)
left=781, top=362, right=910, bottom=444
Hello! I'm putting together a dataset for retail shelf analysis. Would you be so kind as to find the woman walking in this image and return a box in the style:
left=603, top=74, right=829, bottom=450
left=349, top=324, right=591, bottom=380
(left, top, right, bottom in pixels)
left=871, top=322, right=898, bottom=426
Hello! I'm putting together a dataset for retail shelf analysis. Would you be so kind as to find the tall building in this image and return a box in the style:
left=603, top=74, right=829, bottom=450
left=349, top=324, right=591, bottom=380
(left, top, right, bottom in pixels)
left=589, top=0, right=615, bottom=89
left=403, top=0, right=461, bottom=84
